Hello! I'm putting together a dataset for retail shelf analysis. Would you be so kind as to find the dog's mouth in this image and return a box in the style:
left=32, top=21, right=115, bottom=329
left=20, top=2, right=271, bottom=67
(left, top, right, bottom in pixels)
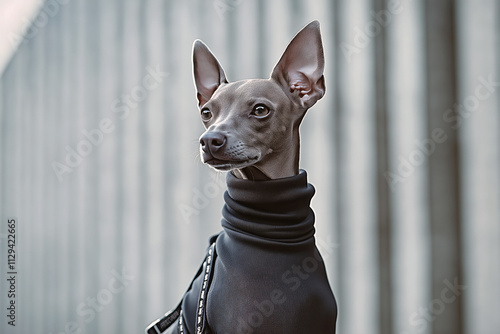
left=204, top=157, right=260, bottom=171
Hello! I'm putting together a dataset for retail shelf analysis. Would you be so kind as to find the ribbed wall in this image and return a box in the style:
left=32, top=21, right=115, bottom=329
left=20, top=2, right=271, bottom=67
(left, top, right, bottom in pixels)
left=0, top=1, right=499, bottom=333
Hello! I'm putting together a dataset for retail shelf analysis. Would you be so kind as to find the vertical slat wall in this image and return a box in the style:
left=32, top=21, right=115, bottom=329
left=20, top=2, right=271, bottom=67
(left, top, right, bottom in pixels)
left=336, top=0, right=379, bottom=333
left=97, top=0, right=119, bottom=332
left=58, top=0, right=73, bottom=331
left=387, top=1, right=431, bottom=334
left=0, top=1, right=499, bottom=334
left=373, top=0, right=392, bottom=332
left=424, top=1, right=464, bottom=333
left=457, top=1, right=500, bottom=334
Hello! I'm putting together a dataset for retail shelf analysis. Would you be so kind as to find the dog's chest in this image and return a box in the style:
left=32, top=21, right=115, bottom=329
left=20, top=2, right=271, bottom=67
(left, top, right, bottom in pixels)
left=205, top=235, right=337, bottom=333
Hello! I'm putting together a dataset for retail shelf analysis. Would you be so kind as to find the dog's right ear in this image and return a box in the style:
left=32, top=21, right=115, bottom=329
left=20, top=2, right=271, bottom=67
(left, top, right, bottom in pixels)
left=192, top=40, right=228, bottom=107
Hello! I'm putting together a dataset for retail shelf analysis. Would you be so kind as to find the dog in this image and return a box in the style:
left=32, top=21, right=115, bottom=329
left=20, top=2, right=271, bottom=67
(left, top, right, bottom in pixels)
left=146, top=20, right=337, bottom=334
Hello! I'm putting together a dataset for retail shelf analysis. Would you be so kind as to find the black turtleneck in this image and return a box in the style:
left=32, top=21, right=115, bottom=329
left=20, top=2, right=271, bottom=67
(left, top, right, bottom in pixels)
left=222, top=169, right=316, bottom=247
left=174, top=170, right=337, bottom=334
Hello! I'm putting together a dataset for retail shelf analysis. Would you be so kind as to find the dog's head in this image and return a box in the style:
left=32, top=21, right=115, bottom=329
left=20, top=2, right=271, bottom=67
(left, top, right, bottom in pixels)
left=192, top=21, right=325, bottom=179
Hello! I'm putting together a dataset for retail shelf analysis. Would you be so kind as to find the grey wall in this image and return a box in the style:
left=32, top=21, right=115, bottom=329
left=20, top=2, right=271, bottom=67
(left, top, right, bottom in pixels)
left=0, top=0, right=499, bottom=333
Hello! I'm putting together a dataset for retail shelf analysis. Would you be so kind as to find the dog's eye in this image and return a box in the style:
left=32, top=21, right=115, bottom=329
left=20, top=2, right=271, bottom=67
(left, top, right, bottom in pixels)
left=201, top=108, right=212, bottom=121
left=251, top=104, right=270, bottom=118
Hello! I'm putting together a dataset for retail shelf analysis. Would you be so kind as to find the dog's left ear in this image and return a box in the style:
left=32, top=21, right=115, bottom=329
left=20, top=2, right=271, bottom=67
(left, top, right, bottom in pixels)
left=271, top=21, right=325, bottom=109
left=193, top=40, right=228, bottom=107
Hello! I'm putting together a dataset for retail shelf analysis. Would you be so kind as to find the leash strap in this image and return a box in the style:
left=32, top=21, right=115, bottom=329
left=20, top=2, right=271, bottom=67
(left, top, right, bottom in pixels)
left=196, top=243, right=216, bottom=334
left=145, top=285, right=195, bottom=334
left=146, top=238, right=218, bottom=334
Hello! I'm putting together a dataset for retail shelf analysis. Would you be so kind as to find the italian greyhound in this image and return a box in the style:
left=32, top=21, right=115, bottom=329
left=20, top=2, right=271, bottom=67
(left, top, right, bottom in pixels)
left=146, top=20, right=337, bottom=334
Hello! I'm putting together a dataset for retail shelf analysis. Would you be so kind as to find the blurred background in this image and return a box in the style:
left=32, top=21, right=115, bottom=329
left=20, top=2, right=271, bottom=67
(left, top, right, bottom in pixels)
left=1, top=0, right=499, bottom=333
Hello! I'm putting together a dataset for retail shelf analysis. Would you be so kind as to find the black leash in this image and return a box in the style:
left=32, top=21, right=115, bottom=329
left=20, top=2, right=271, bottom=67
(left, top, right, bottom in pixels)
left=146, top=239, right=218, bottom=334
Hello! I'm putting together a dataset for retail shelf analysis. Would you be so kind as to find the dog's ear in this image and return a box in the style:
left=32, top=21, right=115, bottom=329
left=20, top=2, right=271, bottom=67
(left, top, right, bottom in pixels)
left=271, top=21, right=325, bottom=109
left=193, top=40, right=228, bottom=107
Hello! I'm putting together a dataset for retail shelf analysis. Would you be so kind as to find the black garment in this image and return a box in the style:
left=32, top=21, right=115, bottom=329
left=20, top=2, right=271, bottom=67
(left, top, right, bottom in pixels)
left=161, top=170, right=337, bottom=334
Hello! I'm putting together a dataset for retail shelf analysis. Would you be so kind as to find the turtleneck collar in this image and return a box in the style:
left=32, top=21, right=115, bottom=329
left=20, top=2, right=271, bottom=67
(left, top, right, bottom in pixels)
left=221, top=170, right=316, bottom=248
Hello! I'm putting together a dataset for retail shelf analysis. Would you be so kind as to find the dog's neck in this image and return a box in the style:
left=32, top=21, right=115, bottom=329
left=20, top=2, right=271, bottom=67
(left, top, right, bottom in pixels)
left=232, top=167, right=270, bottom=181
left=222, top=169, right=316, bottom=245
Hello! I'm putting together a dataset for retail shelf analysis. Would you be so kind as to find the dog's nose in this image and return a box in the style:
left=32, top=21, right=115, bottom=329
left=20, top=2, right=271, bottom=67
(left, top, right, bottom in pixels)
left=199, top=132, right=227, bottom=153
